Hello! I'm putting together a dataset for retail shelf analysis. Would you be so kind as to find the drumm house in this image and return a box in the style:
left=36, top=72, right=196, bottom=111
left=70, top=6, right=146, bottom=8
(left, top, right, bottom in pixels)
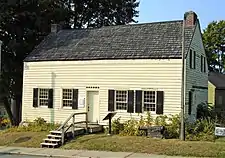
left=22, top=11, right=208, bottom=125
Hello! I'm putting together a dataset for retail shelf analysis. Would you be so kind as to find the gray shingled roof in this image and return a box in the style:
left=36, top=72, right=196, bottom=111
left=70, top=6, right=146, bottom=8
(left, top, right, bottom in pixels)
left=209, top=72, right=225, bottom=89
left=24, top=20, right=195, bottom=62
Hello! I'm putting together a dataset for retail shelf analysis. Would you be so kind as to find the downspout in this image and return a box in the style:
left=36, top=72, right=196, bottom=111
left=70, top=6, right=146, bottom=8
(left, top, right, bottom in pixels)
left=180, top=16, right=186, bottom=141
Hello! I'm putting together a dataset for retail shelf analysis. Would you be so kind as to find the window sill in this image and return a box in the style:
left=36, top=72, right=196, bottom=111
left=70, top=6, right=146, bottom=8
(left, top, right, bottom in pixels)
left=39, top=106, right=49, bottom=108
left=62, top=107, right=73, bottom=110
left=115, top=110, right=127, bottom=113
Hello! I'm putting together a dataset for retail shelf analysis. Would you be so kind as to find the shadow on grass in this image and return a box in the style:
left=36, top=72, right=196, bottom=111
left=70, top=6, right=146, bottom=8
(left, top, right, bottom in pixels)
left=14, top=137, right=31, bottom=143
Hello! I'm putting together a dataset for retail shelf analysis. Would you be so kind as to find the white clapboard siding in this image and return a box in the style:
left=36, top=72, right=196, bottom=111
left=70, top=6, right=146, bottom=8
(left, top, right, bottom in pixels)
left=185, top=22, right=208, bottom=121
left=22, top=59, right=182, bottom=125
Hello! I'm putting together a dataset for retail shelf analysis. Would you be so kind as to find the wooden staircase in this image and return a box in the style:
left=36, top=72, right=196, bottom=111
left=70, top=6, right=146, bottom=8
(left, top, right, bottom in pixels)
left=40, top=112, right=103, bottom=148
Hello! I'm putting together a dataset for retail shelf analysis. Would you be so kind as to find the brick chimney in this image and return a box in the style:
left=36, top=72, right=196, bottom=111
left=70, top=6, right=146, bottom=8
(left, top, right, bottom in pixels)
left=51, top=24, right=62, bottom=33
left=184, top=11, right=198, bottom=27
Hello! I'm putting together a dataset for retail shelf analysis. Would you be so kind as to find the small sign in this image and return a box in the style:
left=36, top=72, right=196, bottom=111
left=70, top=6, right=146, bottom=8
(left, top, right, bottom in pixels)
left=215, top=127, right=225, bottom=136
left=78, top=98, right=85, bottom=108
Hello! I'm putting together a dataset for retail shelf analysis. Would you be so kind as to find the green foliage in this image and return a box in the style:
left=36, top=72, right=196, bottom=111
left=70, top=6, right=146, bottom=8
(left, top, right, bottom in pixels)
left=120, top=118, right=143, bottom=136
left=155, top=115, right=168, bottom=126
left=112, top=117, right=124, bottom=134
left=4, top=118, right=59, bottom=133
left=203, top=20, right=225, bottom=72
left=111, top=113, right=216, bottom=141
left=164, top=115, right=180, bottom=139
left=197, top=103, right=216, bottom=119
left=186, top=117, right=216, bottom=141
left=0, top=116, right=11, bottom=129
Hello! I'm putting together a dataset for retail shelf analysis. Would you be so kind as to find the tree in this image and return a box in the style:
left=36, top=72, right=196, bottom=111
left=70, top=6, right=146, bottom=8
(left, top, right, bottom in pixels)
left=203, top=20, right=225, bottom=73
left=0, top=0, right=139, bottom=125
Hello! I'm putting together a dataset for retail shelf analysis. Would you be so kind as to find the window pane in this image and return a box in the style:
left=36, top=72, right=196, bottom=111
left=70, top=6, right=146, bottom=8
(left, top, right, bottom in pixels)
left=116, top=90, right=127, bottom=110
left=144, top=91, right=156, bottom=111
left=62, top=89, right=73, bottom=107
left=39, top=89, right=49, bottom=106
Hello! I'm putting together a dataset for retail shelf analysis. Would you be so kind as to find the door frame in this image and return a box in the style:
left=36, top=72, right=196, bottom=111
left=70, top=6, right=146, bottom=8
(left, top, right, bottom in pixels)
left=85, top=89, right=100, bottom=123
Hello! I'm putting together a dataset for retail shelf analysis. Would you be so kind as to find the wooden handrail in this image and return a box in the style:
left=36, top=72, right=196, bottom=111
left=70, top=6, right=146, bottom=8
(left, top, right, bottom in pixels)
left=57, top=112, right=88, bottom=131
left=57, top=112, right=88, bottom=145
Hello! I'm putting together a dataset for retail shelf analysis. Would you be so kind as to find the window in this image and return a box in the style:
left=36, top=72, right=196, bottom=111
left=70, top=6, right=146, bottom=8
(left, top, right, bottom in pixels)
left=190, top=49, right=196, bottom=69
left=190, top=49, right=193, bottom=68
left=201, top=55, right=206, bottom=73
left=193, top=51, right=196, bottom=69
left=62, top=89, right=73, bottom=107
left=39, top=89, right=49, bottom=106
left=115, top=90, right=127, bottom=110
left=143, top=91, right=156, bottom=112
left=203, top=57, right=206, bottom=72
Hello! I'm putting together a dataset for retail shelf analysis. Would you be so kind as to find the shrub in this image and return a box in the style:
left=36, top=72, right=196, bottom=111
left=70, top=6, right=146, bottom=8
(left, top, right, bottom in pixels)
left=186, top=117, right=216, bottom=141
left=4, top=117, right=60, bottom=133
left=112, top=117, right=124, bottom=134
left=111, top=112, right=217, bottom=141
left=0, top=117, right=11, bottom=129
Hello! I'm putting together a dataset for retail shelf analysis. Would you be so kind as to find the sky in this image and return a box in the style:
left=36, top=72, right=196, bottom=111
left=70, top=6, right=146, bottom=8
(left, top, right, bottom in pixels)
left=136, top=0, right=224, bottom=30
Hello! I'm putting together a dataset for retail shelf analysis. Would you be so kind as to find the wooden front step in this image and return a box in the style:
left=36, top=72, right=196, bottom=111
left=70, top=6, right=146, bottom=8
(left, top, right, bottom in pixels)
left=40, top=142, right=59, bottom=148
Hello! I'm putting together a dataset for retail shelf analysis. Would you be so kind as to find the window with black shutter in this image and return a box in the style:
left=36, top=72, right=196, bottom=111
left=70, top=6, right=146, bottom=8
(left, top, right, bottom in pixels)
left=156, top=91, right=164, bottom=115
left=190, top=49, right=193, bottom=69
left=201, top=55, right=203, bottom=72
left=39, top=88, right=49, bottom=106
left=135, top=90, right=142, bottom=113
left=72, top=89, right=78, bottom=109
left=115, top=90, right=127, bottom=110
left=127, top=90, right=134, bottom=113
left=48, top=89, right=53, bottom=108
left=62, top=89, right=73, bottom=107
left=203, top=57, right=206, bottom=72
left=143, top=91, right=156, bottom=112
left=193, top=51, right=196, bottom=69
left=33, top=88, right=38, bottom=107
left=188, top=91, right=193, bottom=115
left=108, top=90, right=115, bottom=111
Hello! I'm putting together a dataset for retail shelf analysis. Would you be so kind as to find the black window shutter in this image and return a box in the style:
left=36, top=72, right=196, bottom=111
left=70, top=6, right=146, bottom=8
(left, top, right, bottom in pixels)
left=193, top=51, right=196, bottom=69
left=190, top=49, right=192, bottom=69
left=188, top=91, right=193, bottom=115
left=135, top=90, right=142, bottom=113
left=203, top=57, right=206, bottom=72
left=156, top=91, right=164, bottom=115
left=127, top=90, right=134, bottom=113
left=72, top=89, right=78, bottom=109
left=48, top=89, right=53, bottom=108
left=108, top=90, right=115, bottom=111
left=201, top=55, right=203, bottom=72
left=33, top=88, right=38, bottom=107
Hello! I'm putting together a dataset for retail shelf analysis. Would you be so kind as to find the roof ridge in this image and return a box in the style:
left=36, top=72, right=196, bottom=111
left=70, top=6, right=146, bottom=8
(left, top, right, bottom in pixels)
left=60, top=20, right=183, bottom=31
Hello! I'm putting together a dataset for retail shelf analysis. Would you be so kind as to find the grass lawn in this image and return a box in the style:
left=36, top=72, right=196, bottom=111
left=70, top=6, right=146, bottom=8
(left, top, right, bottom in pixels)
left=1, top=131, right=225, bottom=157
left=62, top=134, right=225, bottom=158
left=0, top=131, right=48, bottom=148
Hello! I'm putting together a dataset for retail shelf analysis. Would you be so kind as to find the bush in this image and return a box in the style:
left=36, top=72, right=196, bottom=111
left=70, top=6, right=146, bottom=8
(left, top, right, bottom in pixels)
left=186, top=117, right=216, bottom=141
left=111, top=112, right=216, bottom=141
left=112, top=117, right=124, bottom=134
left=0, top=117, right=11, bottom=129
left=4, top=117, right=60, bottom=133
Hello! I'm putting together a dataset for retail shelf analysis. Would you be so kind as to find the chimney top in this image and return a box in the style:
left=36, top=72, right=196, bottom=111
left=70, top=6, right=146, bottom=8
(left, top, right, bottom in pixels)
left=184, top=11, right=198, bottom=27
left=51, top=24, right=62, bottom=33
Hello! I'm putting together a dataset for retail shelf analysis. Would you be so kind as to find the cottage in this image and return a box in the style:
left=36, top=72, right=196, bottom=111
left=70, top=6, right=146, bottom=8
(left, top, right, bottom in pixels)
left=208, top=72, right=225, bottom=111
left=22, top=11, right=208, bottom=125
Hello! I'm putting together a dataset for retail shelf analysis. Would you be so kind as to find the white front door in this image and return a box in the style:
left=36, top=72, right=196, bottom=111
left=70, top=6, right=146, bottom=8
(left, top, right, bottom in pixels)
left=87, top=91, right=99, bottom=123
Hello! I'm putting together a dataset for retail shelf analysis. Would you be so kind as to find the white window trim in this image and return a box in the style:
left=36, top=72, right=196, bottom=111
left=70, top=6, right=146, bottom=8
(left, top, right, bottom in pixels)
left=38, top=88, right=49, bottom=108
left=115, top=90, right=128, bottom=112
left=142, top=90, right=157, bottom=113
left=61, top=88, right=73, bottom=109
